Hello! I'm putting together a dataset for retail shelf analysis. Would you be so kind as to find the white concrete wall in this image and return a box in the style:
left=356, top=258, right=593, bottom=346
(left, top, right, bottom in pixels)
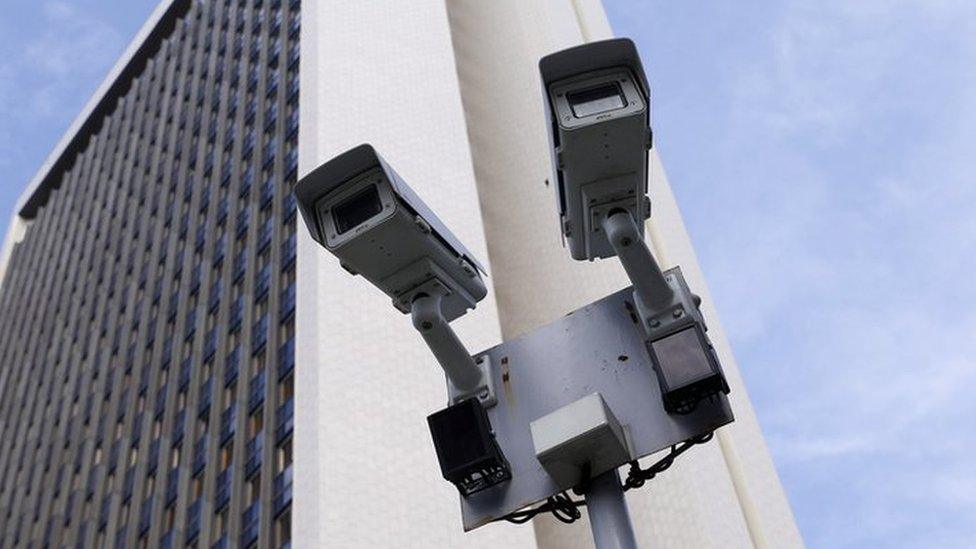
left=444, top=0, right=803, bottom=547
left=294, top=1, right=537, bottom=548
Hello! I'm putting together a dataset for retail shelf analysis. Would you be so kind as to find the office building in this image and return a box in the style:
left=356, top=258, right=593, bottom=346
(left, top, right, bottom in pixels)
left=0, top=0, right=298, bottom=546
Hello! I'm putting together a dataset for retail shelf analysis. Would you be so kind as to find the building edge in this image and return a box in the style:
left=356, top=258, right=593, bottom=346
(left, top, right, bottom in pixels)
left=1, top=0, right=188, bottom=292
left=0, top=216, right=28, bottom=292
left=14, top=0, right=189, bottom=220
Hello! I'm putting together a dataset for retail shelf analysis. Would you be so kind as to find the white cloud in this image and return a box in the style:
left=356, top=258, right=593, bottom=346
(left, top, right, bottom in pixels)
left=30, top=3, right=120, bottom=74
left=2, top=1, right=123, bottom=120
left=707, top=1, right=976, bottom=545
left=0, top=1, right=126, bottom=188
left=0, top=63, right=15, bottom=168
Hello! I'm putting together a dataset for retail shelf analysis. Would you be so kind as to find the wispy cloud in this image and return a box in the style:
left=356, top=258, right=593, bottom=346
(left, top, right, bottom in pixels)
left=0, top=0, right=124, bottom=178
left=22, top=1, right=124, bottom=115
left=0, top=63, right=15, bottom=169
left=722, top=1, right=976, bottom=546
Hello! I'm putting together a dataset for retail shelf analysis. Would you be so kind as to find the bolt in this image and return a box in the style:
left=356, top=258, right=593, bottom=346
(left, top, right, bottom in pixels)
left=650, top=318, right=660, bottom=328
left=673, top=309, right=683, bottom=318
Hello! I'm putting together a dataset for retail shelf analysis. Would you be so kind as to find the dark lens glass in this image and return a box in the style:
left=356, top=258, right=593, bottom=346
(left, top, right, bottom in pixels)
left=651, top=327, right=713, bottom=387
left=567, top=83, right=626, bottom=118
left=333, top=185, right=382, bottom=235
left=430, top=402, right=487, bottom=470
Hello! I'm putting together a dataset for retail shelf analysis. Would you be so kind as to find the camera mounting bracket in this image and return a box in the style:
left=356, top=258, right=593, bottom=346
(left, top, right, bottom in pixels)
left=601, top=209, right=674, bottom=315
left=410, top=285, right=497, bottom=408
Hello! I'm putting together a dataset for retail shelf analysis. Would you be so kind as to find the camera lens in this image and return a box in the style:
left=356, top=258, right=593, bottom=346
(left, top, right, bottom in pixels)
left=334, top=184, right=382, bottom=234
left=567, top=83, right=626, bottom=118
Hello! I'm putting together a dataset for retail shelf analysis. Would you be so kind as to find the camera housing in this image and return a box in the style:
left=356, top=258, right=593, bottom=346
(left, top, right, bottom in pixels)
left=428, top=398, right=511, bottom=497
left=540, top=38, right=653, bottom=261
left=295, top=144, right=488, bottom=322
left=645, top=267, right=730, bottom=414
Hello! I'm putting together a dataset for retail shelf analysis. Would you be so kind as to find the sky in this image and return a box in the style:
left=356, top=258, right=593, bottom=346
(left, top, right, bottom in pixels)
left=605, top=0, right=976, bottom=547
left=0, top=0, right=160, bottom=227
left=0, top=1, right=974, bottom=547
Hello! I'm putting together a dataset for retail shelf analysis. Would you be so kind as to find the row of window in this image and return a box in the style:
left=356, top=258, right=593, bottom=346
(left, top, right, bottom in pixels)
left=0, top=0, right=299, bottom=546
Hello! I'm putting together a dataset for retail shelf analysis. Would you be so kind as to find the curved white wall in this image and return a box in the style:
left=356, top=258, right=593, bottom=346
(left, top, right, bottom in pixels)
left=295, top=1, right=536, bottom=547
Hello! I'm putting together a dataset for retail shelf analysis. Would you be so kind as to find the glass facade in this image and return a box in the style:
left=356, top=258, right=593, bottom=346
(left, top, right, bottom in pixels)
left=0, top=0, right=299, bottom=547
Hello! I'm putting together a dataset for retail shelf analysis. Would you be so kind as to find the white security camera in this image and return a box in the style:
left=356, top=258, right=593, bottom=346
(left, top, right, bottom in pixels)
left=539, top=38, right=652, bottom=261
left=540, top=40, right=729, bottom=415
left=295, top=144, right=496, bottom=404
left=540, top=39, right=674, bottom=317
left=295, top=144, right=488, bottom=321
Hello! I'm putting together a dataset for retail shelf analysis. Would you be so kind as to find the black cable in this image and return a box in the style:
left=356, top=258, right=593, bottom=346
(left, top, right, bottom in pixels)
left=622, top=432, right=713, bottom=491
left=499, top=432, right=715, bottom=525
left=503, top=491, right=586, bottom=524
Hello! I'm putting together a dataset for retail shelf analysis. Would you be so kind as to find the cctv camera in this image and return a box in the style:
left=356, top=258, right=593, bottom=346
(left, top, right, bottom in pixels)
left=296, top=145, right=496, bottom=402
left=541, top=40, right=730, bottom=414
left=539, top=38, right=652, bottom=261
left=645, top=267, right=730, bottom=414
left=295, top=144, right=488, bottom=322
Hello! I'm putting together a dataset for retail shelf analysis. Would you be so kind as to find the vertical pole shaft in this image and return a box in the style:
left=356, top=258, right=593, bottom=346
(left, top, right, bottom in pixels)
left=585, top=469, right=639, bottom=549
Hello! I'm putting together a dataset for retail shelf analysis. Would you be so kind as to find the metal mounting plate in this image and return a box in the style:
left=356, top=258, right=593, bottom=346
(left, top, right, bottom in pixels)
left=446, top=287, right=734, bottom=531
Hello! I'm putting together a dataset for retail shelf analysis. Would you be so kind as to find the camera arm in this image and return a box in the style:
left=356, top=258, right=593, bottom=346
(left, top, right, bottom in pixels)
left=601, top=209, right=674, bottom=314
left=412, top=292, right=496, bottom=406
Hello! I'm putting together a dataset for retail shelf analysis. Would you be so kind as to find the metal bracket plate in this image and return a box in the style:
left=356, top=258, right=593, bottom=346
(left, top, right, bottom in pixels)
left=637, top=266, right=704, bottom=340
left=445, top=287, right=734, bottom=531
left=449, top=355, right=497, bottom=408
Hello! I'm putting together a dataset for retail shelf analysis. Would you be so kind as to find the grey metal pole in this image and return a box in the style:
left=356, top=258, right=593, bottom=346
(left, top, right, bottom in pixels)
left=411, top=292, right=484, bottom=391
left=602, top=210, right=674, bottom=312
left=585, top=469, right=639, bottom=549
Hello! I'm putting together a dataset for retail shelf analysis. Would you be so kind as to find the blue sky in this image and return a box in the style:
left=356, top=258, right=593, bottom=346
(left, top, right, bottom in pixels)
left=1, top=1, right=974, bottom=547
left=607, top=0, right=976, bottom=547
left=0, top=1, right=160, bottom=225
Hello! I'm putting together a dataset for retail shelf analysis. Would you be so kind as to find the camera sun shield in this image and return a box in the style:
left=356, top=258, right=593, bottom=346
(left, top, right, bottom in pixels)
left=295, top=144, right=488, bottom=321
left=428, top=398, right=512, bottom=497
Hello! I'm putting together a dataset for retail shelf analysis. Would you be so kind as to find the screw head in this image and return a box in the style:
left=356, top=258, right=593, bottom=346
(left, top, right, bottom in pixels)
left=673, top=309, right=683, bottom=318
